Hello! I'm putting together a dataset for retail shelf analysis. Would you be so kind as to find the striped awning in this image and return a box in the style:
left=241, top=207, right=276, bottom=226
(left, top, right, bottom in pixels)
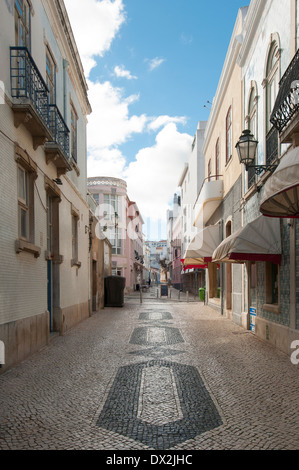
left=212, top=216, right=281, bottom=264
left=182, top=224, right=221, bottom=266
left=260, top=147, right=299, bottom=218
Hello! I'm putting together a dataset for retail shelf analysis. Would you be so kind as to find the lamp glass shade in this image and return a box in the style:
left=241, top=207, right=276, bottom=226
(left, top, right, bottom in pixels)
left=236, top=130, right=258, bottom=167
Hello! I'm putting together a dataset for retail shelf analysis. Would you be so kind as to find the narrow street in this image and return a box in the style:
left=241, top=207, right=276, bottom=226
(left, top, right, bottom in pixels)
left=0, top=287, right=298, bottom=453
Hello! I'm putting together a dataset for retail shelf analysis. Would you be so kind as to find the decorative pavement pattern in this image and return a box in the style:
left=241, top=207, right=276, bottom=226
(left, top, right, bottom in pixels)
left=96, top=309, right=223, bottom=449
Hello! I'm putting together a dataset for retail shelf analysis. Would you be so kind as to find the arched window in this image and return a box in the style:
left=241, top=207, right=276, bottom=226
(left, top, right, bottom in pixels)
left=266, top=41, right=279, bottom=133
left=248, top=86, right=257, bottom=138
left=226, top=106, right=232, bottom=164
left=264, top=35, right=280, bottom=165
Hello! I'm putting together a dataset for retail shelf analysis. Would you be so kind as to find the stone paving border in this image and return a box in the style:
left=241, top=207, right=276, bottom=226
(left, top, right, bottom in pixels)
left=0, top=295, right=299, bottom=451
left=96, top=360, right=223, bottom=449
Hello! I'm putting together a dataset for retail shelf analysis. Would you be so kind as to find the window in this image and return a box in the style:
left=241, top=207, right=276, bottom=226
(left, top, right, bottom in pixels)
left=264, top=262, right=280, bottom=313
left=103, top=194, right=121, bottom=220
left=215, top=138, right=219, bottom=179
left=45, top=177, right=61, bottom=262
left=248, top=87, right=257, bottom=138
left=112, top=268, right=122, bottom=276
left=15, top=0, right=31, bottom=49
left=72, top=214, right=78, bottom=261
left=15, top=145, right=40, bottom=257
left=46, top=193, right=53, bottom=253
left=18, top=165, right=29, bottom=240
left=103, top=194, right=122, bottom=255
left=266, top=42, right=279, bottom=133
left=46, top=48, right=56, bottom=105
left=93, top=193, right=99, bottom=204
left=71, top=103, right=78, bottom=162
left=111, top=228, right=122, bottom=255
left=226, top=107, right=232, bottom=163
left=71, top=205, right=80, bottom=267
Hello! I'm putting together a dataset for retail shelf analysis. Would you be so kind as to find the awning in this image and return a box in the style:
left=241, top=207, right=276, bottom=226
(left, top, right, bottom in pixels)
left=212, top=216, right=281, bottom=264
left=260, top=147, right=299, bottom=218
left=181, top=260, right=208, bottom=271
left=182, top=224, right=221, bottom=266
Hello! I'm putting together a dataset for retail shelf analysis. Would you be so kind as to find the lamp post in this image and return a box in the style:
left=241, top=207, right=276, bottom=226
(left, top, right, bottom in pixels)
left=235, top=129, right=277, bottom=175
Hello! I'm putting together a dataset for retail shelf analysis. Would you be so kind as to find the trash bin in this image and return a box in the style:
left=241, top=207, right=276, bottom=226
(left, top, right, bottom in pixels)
left=104, top=276, right=126, bottom=307
left=199, top=288, right=205, bottom=301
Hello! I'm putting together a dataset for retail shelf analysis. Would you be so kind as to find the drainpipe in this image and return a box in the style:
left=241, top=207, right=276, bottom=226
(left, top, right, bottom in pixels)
left=63, top=59, right=69, bottom=120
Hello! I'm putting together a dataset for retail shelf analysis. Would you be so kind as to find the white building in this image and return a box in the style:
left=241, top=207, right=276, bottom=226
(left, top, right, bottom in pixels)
left=146, top=240, right=167, bottom=284
left=0, top=0, right=92, bottom=372
left=178, top=121, right=207, bottom=293
left=235, top=0, right=299, bottom=355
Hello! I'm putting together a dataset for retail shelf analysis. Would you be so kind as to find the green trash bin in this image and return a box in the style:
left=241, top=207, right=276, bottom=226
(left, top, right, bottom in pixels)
left=199, top=288, right=205, bottom=301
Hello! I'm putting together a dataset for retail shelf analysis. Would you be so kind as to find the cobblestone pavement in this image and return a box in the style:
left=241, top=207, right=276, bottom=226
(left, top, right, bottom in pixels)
left=0, top=287, right=299, bottom=452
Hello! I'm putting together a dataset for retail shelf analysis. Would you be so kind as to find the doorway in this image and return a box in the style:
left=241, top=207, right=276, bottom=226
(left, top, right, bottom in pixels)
left=225, top=221, right=232, bottom=310
left=46, top=189, right=61, bottom=333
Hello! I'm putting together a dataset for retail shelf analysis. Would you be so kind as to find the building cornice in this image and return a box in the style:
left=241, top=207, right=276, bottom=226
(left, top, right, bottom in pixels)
left=178, top=163, right=189, bottom=187
left=87, top=176, right=127, bottom=190
left=42, top=0, right=92, bottom=115
left=237, top=0, right=268, bottom=68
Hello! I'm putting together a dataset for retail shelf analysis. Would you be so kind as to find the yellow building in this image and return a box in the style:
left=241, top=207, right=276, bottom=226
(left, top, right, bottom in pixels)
left=192, top=7, right=248, bottom=325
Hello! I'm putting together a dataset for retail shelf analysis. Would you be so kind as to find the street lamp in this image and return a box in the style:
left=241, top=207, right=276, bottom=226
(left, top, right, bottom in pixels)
left=235, top=129, right=277, bottom=175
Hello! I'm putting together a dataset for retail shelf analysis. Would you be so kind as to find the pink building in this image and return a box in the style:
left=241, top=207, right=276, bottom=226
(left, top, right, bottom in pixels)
left=87, top=177, right=145, bottom=292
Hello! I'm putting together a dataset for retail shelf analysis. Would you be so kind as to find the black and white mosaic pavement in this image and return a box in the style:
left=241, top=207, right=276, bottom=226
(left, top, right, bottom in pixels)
left=139, top=311, right=173, bottom=321
left=96, top=360, right=223, bottom=449
left=130, top=326, right=184, bottom=346
left=129, top=346, right=186, bottom=358
left=96, top=309, right=223, bottom=449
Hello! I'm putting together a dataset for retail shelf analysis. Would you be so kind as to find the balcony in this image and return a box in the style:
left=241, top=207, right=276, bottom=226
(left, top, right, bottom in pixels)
left=10, top=47, right=53, bottom=149
left=45, top=105, right=71, bottom=176
left=266, top=126, right=279, bottom=165
left=270, top=49, right=299, bottom=144
left=193, top=175, right=223, bottom=228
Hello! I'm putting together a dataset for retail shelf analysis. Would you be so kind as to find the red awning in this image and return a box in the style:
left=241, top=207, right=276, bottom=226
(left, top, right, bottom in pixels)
left=212, top=216, right=281, bottom=264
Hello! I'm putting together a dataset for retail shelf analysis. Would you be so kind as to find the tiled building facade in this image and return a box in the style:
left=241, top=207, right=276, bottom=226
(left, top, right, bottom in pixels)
left=174, top=0, right=299, bottom=357
left=0, top=0, right=108, bottom=373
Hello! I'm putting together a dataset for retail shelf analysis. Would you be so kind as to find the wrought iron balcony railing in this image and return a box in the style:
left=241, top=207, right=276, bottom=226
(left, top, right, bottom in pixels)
left=49, top=104, right=70, bottom=158
left=266, top=126, right=279, bottom=165
left=10, top=47, right=50, bottom=128
left=270, top=48, right=299, bottom=132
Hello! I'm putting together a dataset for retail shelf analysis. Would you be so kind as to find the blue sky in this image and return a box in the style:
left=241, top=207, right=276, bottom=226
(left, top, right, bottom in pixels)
left=65, top=0, right=246, bottom=239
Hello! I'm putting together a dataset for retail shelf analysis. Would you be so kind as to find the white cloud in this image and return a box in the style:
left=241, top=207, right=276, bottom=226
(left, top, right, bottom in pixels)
left=123, top=123, right=193, bottom=221
left=148, top=115, right=188, bottom=132
left=65, top=0, right=192, bottom=234
left=87, top=79, right=147, bottom=150
left=64, top=0, right=125, bottom=76
left=146, top=57, right=166, bottom=71
left=87, top=147, right=126, bottom=178
left=114, top=65, right=137, bottom=80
